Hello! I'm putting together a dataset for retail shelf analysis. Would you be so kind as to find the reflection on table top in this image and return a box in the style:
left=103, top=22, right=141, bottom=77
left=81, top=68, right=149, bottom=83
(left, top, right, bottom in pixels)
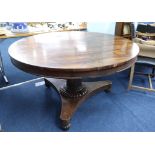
left=9, top=31, right=139, bottom=78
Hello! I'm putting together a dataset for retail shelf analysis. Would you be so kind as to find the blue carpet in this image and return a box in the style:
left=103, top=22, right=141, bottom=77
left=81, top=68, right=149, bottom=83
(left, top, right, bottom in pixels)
left=0, top=37, right=37, bottom=87
left=0, top=70, right=155, bottom=132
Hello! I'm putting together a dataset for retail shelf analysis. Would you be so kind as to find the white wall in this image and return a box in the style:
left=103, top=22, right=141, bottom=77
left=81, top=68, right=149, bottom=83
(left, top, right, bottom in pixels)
left=87, top=22, right=116, bottom=35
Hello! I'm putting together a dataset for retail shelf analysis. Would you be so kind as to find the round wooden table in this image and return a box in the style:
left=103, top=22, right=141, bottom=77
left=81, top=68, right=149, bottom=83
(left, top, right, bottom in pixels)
left=8, top=31, right=139, bottom=130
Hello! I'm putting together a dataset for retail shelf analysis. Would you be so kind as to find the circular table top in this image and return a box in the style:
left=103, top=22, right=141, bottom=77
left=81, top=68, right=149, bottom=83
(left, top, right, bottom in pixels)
left=9, top=31, right=139, bottom=78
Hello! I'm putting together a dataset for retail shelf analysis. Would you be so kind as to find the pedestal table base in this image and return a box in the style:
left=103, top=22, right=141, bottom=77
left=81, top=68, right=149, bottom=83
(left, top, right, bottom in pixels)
left=44, top=78, right=112, bottom=130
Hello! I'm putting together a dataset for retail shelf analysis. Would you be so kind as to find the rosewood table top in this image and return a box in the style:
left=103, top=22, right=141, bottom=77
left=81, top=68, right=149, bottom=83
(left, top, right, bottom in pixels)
left=8, top=31, right=139, bottom=79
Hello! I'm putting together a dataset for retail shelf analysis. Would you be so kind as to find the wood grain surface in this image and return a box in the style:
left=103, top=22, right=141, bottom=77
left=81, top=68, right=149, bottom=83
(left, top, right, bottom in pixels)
left=9, top=31, right=139, bottom=78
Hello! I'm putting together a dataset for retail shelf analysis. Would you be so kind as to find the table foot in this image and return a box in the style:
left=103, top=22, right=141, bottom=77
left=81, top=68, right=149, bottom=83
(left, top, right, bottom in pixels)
left=44, top=78, right=112, bottom=130
left=60, top=119, right=71, bottom=130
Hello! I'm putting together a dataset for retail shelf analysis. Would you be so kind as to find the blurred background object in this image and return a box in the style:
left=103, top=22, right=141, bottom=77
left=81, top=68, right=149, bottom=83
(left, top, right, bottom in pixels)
left=11, top=22, right=28, bottom=33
